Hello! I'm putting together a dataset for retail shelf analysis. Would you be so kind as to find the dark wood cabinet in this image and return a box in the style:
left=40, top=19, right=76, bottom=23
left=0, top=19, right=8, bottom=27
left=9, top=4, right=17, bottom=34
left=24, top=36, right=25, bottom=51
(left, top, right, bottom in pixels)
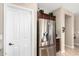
left=37, top=12, right=56, bottom=21
left=56, top=38, right=60, bottom=52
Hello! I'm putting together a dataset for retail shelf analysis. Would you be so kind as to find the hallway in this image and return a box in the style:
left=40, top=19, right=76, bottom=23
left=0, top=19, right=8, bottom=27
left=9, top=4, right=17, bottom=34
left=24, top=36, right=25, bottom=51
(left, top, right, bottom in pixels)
left=57, top=46, right=79, bottom=56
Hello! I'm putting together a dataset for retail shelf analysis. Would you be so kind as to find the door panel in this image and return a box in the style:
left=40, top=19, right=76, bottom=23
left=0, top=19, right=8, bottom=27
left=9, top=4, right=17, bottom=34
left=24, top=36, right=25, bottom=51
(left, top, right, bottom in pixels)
left=5, top=5, right=32, bottom=56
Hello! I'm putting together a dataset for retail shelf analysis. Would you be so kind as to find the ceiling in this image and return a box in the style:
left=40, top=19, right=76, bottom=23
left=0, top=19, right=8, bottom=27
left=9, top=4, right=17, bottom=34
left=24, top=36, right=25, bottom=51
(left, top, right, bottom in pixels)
left=38, top=3, right=79, bottom=14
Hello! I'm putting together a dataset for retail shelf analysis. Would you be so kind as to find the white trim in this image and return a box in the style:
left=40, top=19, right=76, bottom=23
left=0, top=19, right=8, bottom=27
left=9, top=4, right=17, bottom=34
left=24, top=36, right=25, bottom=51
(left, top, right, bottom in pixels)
left=4, top=4, right=36, bottom=56
left=5, top=4, right=34, bottom=12
left=4, top=4, right=6, bottom=56
left=61, top=50, right=65, bottom=54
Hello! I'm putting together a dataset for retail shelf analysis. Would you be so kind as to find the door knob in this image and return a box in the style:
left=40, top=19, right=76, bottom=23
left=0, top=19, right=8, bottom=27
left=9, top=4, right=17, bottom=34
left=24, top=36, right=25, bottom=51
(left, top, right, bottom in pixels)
left=9, top=43, right=14, bottom=46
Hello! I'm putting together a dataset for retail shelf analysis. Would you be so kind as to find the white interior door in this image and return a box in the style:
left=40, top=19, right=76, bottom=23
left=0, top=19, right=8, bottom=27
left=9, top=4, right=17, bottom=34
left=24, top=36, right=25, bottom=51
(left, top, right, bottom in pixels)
left=4, top=4, right=33, bottom=56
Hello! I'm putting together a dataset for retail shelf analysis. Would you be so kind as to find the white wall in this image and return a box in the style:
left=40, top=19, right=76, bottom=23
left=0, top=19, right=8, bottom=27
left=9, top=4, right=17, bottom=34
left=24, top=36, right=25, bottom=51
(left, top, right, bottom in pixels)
left=38, top=3, right=79, bottom=14
left=0, top=4, right=4, bottom=50
left=74, top=14, right=79, bottom=46
left=0, top=3, right=4, bottom=56
left=53, top=8, right=62, bottom=38
left=0, top=4, right=3, bottom=34
left=53, top=8, right=65, bottom=53
left=53, top=7, right=74, bottom=53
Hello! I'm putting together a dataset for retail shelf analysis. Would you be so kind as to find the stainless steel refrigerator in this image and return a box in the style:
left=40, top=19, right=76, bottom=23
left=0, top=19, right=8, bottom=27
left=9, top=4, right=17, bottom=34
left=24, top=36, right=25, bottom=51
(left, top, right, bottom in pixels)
left=37, top=19, right=56, bottom=56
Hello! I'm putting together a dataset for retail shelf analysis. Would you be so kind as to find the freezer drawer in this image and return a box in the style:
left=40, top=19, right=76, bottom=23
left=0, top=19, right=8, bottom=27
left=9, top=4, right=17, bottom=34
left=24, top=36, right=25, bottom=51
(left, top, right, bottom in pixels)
left=39, top=45, right=56, bottom=56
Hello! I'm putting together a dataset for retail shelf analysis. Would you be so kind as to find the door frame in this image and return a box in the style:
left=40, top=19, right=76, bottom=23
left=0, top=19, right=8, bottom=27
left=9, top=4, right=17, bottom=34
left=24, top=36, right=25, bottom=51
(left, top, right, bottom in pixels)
left=65, top=14, right=74, bottom=49
left=4, top=4, right=36, bottom=56
left=60, top=10, right=74, bottom=53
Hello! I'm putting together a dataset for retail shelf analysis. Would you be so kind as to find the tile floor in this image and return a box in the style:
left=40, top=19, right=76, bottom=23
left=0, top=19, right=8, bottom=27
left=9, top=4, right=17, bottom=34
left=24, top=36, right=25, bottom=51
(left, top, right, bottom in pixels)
left=56, top=46, right=79, bottom=56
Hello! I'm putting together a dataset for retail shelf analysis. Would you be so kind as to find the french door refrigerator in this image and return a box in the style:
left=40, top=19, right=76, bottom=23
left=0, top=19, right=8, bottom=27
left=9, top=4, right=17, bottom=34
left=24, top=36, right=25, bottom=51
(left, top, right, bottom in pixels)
left=37, top=19, right=56, bottom=56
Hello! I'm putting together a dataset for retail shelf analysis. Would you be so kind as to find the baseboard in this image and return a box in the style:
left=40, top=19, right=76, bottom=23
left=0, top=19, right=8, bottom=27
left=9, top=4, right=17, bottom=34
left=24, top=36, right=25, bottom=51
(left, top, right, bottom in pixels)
left=75, top=43, right=79, bottom=46
left=65, top=45, right=74, bottom=49
left=61, top=50, right=65, bottom=54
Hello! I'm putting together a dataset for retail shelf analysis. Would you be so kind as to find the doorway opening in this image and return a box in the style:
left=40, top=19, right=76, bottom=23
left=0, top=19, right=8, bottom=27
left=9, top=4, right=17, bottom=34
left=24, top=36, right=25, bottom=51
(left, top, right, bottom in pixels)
left=65, top=14, right=74, bottom=51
